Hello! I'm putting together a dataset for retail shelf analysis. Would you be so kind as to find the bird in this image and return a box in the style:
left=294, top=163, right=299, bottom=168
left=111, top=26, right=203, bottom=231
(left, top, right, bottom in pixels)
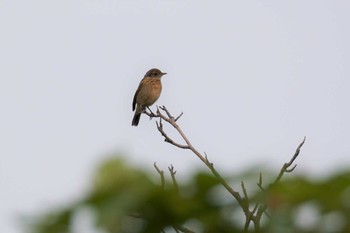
left=132, top=68, right=167, bottom=126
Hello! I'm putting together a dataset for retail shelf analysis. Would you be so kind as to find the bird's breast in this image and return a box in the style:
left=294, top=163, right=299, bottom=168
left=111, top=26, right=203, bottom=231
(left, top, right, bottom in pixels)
left=137, top=78, right=162, bottom=107
left=148, top=79, right=162, bottom=104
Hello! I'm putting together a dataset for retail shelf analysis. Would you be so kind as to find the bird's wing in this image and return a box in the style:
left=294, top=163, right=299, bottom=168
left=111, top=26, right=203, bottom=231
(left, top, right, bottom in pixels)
left=132, top=80, right=143, bottom=111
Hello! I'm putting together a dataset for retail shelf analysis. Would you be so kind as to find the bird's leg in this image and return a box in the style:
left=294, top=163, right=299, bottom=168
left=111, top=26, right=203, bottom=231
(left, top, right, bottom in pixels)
left=147, top=107, right=157, bottom=118
left=142, top=107, right=157, bottom=119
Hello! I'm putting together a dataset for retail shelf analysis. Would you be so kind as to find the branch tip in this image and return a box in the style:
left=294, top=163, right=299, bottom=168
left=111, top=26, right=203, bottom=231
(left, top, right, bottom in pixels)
left=241, top=181, right=248, bottom=199
left=153, top=162, right=165, bottom=189
left=175, top=112, right=184, bottom=121
left=286, top=164, right=297, bottom=172
left=259, top=172, right=262, bottom=185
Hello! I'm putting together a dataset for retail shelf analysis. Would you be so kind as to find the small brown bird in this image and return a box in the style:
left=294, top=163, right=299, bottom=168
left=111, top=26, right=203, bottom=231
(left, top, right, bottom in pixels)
left=132, top=68, right=167, bottom=126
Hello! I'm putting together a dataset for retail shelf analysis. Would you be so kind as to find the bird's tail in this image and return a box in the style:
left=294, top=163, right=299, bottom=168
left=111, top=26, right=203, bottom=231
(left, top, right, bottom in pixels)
left=132, top=112, right=141, bottom=126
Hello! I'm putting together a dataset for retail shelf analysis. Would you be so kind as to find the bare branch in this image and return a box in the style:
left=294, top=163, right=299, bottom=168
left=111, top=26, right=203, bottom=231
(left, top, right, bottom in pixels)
left=273, top=136, right=306, bottom=184
left=243, top=215, right=252, bottom=233
left=168, top=165, right=179, bottom=192
left=285, top=164, right=297, bottom=173
left=252, top=204, right=259, bottom=215
left=156, top=121, right=190, bottom=149
left=174, top=112, right=184, bottom=122
left=153, top=106, right=251, bottom=228
left=154, top=162, right=165, bottom=189
left=241, top=181, right=248, bottom=200
left=254, top=137, right=306, bottom=230
left=257, top=172, right=264, bottom=191
left=151, top=106, right=306, bottom=233
left=159, top=105, right=173, bottom=119
left=154, top=162, right=193, bottom=233
left=241, top=181, right=253, bottom=233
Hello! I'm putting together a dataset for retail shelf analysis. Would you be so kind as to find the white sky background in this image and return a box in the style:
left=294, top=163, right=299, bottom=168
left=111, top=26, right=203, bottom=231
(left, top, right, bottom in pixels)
left=1, top=1, right=350, bottom=233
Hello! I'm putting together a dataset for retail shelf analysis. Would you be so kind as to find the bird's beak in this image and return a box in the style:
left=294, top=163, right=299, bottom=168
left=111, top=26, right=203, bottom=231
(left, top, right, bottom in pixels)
left=162, top=72, right=167, bottom=76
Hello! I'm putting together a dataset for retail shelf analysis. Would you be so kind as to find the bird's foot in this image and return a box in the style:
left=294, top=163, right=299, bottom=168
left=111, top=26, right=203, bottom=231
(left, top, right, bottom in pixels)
left=144, top=107, right=157, bottom=119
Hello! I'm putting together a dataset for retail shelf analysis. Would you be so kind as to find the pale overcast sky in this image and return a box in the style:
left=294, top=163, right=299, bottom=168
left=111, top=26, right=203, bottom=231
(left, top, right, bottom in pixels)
left=1, top=1, right=349, bottom=233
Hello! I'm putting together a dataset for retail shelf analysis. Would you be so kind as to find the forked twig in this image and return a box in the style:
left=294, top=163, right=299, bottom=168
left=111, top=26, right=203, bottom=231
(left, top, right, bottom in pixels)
left=154, top=162, right=165, bottom=189
left=153, top=163, right=194, bottom=233
left=273, top=136, right=306, bottom=184
left=169, top=165, right=179, bottom=192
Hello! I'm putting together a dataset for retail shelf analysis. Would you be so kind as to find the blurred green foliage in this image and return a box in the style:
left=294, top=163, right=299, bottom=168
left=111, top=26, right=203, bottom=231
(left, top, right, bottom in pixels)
left=29, top=158, right=350, bottom=233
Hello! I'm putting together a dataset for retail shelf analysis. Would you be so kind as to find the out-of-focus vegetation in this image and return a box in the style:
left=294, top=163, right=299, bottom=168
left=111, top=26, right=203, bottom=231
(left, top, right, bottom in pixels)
left=29, top=158, right=350, bottom=233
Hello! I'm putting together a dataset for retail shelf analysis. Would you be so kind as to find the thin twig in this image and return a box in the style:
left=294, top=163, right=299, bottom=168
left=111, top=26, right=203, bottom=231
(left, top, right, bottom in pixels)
left=241, top=181, right=248, bottom=200
left=174, top=112, right=184, bottom=122
left=154, top=162, right=193, bottom=233
left=159, top=105, right=173, bottom=119
left=254, top=137, right=306, bottom=231
left=154, top=162, right=165, bottom=190
left=273, top=137, right=306, bottom=184
left=252, top=204, right=259, bottom=215
left=241, top=181, right=254, bottom=233
left=156, top=121, right=190, bottom=149
left=257, top=172, right=264, bottom=191
left=168, top=165, right=179, bottom=192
